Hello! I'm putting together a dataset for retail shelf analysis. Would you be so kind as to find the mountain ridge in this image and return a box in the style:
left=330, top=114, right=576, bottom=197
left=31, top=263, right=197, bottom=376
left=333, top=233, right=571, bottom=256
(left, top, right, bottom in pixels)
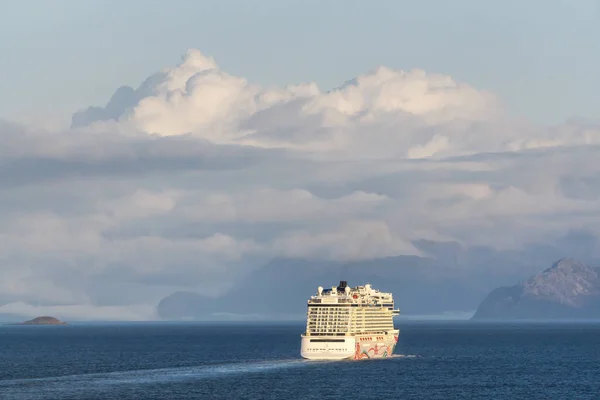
left=472, top=258, right=600, bottom=320
left=155, top=251, right=539, bottom=321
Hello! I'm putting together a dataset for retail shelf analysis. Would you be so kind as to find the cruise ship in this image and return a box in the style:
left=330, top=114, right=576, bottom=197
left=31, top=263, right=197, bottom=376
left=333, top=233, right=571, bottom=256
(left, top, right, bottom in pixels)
left=300, top=281, right=400, bottom=360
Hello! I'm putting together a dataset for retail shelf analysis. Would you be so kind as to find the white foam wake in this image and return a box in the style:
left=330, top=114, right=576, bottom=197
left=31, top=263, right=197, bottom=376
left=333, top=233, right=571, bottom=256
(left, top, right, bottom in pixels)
left=388, top=354, right=420, bottom=359
left=0, top=358, right=313, bottom=388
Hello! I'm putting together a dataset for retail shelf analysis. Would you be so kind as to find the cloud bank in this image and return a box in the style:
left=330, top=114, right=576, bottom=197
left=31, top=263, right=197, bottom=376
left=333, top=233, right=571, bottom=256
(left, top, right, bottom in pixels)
left=2, top=49, right=600, bottom=320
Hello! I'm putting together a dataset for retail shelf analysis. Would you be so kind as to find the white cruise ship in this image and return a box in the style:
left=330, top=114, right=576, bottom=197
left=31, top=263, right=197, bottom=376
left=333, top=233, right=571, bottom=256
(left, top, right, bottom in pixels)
left=300, top=281, right=400, bottom=360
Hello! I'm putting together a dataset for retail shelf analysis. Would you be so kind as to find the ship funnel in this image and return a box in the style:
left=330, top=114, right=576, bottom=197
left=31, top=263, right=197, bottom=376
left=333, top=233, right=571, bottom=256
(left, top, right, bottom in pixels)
left=338, top=280, right=348, bottom=291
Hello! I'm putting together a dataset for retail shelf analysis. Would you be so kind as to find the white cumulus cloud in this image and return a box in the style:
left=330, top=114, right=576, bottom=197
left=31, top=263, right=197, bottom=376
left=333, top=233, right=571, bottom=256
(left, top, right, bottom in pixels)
left=74, top=49, right=506, bottom=158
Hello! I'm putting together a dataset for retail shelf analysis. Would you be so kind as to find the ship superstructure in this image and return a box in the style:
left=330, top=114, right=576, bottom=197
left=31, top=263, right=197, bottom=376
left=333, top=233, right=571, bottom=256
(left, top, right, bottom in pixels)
left=300, top=281, right=400, bottom=360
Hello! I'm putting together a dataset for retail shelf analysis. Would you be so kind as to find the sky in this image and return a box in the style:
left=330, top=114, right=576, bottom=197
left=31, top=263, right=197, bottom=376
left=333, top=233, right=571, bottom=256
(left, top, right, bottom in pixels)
left=1, top=0, right=599, bottom=127
left=1, top=0, right=600, bottom=321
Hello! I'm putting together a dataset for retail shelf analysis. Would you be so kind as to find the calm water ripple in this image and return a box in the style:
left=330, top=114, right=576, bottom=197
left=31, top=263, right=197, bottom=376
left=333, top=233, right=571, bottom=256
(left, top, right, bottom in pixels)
left=1, top=321, right=599, bottom=399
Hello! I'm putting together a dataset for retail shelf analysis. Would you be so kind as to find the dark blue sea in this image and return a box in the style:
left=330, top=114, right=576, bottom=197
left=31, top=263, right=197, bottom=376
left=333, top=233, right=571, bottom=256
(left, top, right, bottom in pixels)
left=1, top=321, right=600, bottom=399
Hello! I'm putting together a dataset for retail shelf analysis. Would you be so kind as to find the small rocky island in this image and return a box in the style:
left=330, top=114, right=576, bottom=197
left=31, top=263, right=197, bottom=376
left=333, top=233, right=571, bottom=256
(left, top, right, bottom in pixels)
left=472, top=258, right=600, bottom=320
left=19, top=316, right=66, bottom=325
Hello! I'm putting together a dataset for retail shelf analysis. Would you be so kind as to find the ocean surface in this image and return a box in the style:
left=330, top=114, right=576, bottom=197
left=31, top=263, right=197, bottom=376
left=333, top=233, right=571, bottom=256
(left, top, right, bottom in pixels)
left=1, top=321, right=600, bottom=399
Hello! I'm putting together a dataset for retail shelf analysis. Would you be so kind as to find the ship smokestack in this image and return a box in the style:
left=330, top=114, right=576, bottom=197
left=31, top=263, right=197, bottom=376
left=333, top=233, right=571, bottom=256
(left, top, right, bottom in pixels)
left=338, top=280, right=348, bottom=291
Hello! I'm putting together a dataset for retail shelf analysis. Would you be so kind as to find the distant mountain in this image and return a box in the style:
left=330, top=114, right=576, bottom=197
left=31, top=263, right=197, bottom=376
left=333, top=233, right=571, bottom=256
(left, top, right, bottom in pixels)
left=157, top=258, right=337, bottom=320
left=156, top=233, right=600, bottom=321
left=157, top=292, right=219, bottom=320
left=156, top=253, right=514, bottom=321
left=472, top=258, right=600, bottom=320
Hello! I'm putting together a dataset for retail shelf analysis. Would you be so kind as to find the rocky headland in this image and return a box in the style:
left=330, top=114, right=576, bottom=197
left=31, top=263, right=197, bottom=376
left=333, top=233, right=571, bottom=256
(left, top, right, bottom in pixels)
left=19, top=316, right=66, bottom=325
left=472, top=258, right=600, bottom=320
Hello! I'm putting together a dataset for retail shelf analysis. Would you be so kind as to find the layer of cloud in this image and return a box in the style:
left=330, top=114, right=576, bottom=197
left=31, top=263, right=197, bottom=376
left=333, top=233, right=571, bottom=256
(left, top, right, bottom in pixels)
left=1, top=49, right=600, bottom=320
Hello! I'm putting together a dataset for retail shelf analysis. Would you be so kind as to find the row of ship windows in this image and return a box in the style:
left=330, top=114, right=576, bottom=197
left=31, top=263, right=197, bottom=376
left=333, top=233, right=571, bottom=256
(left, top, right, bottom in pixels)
left=310, top=307, right=393, bottom=309
left=308, top=326, right=392, bottom=331
left=308, top=319, right=349, bottom=322
left=308, top=312, right=350, bottom=315
left=306, top=332, right=389, bottom=335
left=307, top=304, right=394, bottom=311
left=308, top=314, right=392, bottom=317
left=308, top=326, right=349, bottom=329
left=308, top=329, right=392, bottom=334
left=308, top=321, right=392, bottom=324
left=308, top=309, right=391, bottom=312
left=358, top=336, right=386, bottom=341
left=308, top=307, right=393, bottom=311
left=307, top=314, right=392, bottom=318
left=307, top=314, right=390, bottom=316
left=307, top=303, right=394, bottom=306
left=307, top=320, right=391, bottom=324
left=308, top=318, right=392, bottom=324
left=309, top=321, right=393, bottom=324
left=307, top=315, right=392, bottom=319
left=310, top=321, right=392, bottom=324
left=308, top=325, right=394, bottom=333
left=308, top=318, right=392, bottom=321
left=309, top=330, right=393, bottom=332
left=308, top=324, right=392, bottom=327
left=304, top=348, right=348, bottom=352
left=308, top=322, right=393, bottom=326
left=309, top=315, right=392, bottom=318
left=308, top=324, right=350, bottom=327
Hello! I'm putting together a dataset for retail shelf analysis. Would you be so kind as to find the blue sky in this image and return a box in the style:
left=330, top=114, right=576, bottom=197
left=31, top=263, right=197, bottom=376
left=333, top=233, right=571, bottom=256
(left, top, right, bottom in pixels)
left=1, top=0, right=598, bottom=126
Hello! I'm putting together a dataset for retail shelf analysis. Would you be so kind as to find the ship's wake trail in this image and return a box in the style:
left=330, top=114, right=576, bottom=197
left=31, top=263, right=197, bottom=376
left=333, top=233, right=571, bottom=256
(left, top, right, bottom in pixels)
left=0, top=359, right=320, bottom=398
left=389, top=354, right=420, bottom=359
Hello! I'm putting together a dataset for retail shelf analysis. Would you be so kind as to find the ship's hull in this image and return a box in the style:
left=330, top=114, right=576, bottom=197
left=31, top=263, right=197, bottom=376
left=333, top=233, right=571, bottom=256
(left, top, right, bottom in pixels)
left=353, top=331, right=399, bottom=360
left=300, top=330, right=399, bottom=360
